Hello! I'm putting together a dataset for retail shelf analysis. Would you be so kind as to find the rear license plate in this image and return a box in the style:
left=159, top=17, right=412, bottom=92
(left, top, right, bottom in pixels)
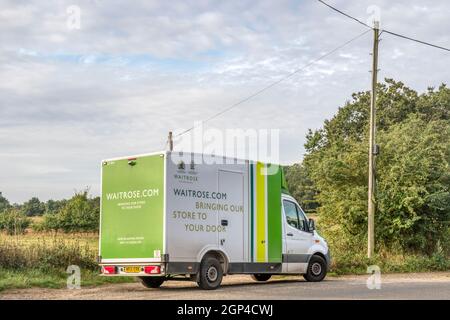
left=124, top=266, right=142, bottom=273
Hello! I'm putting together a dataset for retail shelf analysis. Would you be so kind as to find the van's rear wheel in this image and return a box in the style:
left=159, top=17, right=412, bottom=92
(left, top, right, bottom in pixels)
left=139, top=276, right=165, bottom=288
left=197, top=257, right=223, bottom=290
left=251, top=274, right=271, bottom=281
left=303, top=255, right=327, bottom=282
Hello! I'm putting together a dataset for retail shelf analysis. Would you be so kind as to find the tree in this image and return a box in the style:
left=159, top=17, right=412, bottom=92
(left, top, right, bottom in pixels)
left=40, top=191, right=99, bottom=233
left=284, top=164, right=319, bottom=213
left=22, top=197, right=45, bottom=216
left=0, top=192, right=10, bottom=213
left=0, top=208, right=31, bottom=235
left=302, top=79, right=450, bottom=254
left=44, top=199, right=67, bottom=215
left=376, top=116, right=450, bottom=252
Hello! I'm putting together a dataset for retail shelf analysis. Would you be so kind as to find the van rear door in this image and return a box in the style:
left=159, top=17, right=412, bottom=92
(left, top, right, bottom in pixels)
left=100, top=153, right=165, bottom=263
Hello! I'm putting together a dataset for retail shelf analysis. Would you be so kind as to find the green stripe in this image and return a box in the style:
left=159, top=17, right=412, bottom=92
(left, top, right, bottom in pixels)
left=250, top=163, right=254, bottom=262
left=267, top=164, right=282, bottom=262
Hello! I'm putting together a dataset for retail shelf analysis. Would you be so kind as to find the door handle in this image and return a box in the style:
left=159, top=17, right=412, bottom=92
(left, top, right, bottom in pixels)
left=221, top=219, right=228, bottom=226
left=287, top=233, right=293, bottom=236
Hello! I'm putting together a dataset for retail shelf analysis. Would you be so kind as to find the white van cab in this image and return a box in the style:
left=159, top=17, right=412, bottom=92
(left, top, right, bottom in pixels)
left=281, top=194, right=330, bottom=281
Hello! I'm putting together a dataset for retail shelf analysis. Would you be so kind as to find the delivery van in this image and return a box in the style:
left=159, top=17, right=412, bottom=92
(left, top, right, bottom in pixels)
left=99, top=151, right=330, bottom=290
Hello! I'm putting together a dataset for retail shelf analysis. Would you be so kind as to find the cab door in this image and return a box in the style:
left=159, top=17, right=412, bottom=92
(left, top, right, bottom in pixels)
left=282, top=198, right=313, bottom=273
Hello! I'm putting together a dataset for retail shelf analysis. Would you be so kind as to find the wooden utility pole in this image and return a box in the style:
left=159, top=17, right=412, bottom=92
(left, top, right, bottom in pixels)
left=368, top=21, right=379, bottom=259
left=168, top=131, right=173, bottom=151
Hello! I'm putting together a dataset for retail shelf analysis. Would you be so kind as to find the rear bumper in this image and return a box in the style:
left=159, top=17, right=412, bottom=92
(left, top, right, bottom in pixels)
left=99, top=263, right=166, bottom=277
left=99, top=260, right=200, bottom=277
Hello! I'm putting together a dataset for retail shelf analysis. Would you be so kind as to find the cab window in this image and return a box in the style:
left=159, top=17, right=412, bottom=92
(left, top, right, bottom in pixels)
left=296, top=205, right=308, bottom=232
left=283, top=199, right=309, bottom=232
left=283, top=200, right=299, bottom=229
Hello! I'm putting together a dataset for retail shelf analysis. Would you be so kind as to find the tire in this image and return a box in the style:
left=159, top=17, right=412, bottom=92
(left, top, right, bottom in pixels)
left=139, top=276, right=165, bottom=288
left=251, top=274, right=272, bottom=282
left=303, top=255, right=327, bottom=282
left=197, top=257, right=223, bottom=290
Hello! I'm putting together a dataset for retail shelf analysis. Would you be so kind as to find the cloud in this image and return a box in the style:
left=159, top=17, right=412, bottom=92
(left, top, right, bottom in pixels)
left=0, top=0, right=449, bottom=202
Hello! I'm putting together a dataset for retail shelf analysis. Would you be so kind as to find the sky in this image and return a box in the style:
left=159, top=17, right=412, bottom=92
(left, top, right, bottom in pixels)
left=0, top=0, right=449, bottom=203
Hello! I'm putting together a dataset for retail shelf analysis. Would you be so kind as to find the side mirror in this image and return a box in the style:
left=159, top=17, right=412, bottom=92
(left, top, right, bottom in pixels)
left=308, top=218, right=315, bottom=232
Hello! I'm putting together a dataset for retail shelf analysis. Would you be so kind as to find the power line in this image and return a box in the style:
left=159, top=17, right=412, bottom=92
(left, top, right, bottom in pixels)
left=382, top=30, right=450, bottom=52
left=317, top=0, right=372, bottom=29
left=317, top=0, right=450, bottom=52
left=175, top=28, right=371, bottom=138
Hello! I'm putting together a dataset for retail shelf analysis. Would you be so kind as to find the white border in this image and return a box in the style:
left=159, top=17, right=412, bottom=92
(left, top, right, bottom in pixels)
left=98, top=160, right=103, bottom=257
left=102, top=150, right=165, bottom=162
left=163, top=151, right=167, bottom=254
left=100, top=258, right=163, bottom=263
left=99, top=151, right=166, bottom=264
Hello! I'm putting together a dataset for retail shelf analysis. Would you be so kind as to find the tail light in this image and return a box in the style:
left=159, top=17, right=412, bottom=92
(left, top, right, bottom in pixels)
left=102, top=266, right=116, bottom=274
left=144, top=266, right=161, bottom=274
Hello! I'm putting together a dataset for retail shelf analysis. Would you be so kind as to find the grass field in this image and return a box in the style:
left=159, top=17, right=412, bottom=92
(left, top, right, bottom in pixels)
left=0, top=231, right=98, bottom=249
left=0, top=231, right=135, bottom=292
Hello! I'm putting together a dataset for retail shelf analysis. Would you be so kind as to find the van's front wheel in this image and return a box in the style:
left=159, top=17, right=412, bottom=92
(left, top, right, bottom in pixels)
left=197, top=257, right=223, bottom=290
left=139, top=276, right=165, bottom=288
left=303, top=255, right=327, bottom=282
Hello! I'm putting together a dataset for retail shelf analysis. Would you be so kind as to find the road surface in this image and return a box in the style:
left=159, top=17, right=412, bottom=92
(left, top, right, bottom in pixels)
left=1, top=272, right=449, bottom=300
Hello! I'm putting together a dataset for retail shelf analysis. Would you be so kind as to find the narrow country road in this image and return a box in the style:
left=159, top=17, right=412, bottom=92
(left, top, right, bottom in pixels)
left=1, top=272, right=449, bottom=300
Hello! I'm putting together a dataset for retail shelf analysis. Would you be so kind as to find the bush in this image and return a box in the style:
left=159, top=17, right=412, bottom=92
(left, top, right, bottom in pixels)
left=0, top=208, right=31, bottom=235
left=0, top=238, right=97, bottom=271
left=37, top=191, right=100, bottom=233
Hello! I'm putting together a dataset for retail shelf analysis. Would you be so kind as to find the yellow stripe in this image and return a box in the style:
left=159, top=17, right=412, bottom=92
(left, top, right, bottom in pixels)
left=256, top=162, right=266, bottom=262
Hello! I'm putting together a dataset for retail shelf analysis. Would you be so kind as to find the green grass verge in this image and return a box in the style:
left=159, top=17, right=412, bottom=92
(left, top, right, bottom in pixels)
left=0, top=268, right=136, bottom=292
left=330, top=251, right=450, bottom=275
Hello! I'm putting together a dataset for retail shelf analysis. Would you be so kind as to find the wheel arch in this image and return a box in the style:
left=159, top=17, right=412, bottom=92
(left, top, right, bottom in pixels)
left=199, top=249, right=229, bottom=274
left=311, top=251, right=326, bottom=261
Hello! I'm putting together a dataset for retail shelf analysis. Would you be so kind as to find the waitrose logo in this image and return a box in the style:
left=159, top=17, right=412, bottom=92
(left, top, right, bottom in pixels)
left=106, top=189, right=159, bottom=200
